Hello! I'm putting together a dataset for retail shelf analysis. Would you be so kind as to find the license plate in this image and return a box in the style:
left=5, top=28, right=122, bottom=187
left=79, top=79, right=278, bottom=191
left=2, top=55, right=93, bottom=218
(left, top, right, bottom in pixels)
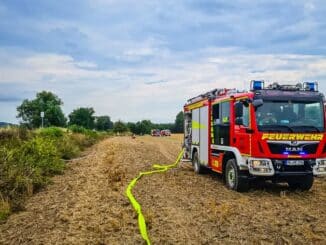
left=286, top=160, right=304, bottom=166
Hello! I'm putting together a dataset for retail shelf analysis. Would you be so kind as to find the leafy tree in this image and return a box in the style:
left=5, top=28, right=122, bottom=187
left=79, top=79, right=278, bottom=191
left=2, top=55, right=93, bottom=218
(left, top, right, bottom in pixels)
left=136, top=120, right=153, bottom=135
left=95, top=116, right=113, bottom=131
left=68, top=107, right=95, bottom=129
left=127, top=122, right=137, bottom=134
left=174, top=111, right=184, bottom=133
left=17, top=91, right=66, bottom=128
left=127, top=120, right=153, bottom=135
left=113, top=120, right=128, bottom=133
left=154, top=123, right=174, bottom=131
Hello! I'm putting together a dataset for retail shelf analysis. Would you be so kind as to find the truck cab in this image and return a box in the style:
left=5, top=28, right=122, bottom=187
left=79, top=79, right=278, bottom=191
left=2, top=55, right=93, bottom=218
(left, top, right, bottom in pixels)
left=184, top=81, right=326, bottom=192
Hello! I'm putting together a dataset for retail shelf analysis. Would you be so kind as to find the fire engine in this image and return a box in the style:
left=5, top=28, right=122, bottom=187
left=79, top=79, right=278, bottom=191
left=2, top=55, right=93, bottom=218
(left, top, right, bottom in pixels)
left=151, top=129, right=161, bottom=137
left=183, top=81, right=326, bottom=192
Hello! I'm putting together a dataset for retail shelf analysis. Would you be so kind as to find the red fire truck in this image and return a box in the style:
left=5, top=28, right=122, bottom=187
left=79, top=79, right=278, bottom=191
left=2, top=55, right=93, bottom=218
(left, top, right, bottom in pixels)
left=183, top=81, right=326, bottom=192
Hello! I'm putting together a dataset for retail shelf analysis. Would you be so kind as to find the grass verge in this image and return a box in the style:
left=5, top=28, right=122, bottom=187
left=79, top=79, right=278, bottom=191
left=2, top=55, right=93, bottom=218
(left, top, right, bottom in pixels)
left=0, top=126, right=106, bottom=220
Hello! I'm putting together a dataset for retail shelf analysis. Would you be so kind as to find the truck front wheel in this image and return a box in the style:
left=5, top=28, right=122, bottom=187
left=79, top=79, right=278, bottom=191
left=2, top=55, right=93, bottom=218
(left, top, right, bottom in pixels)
left=287, top=175, right=314, bottom=191
left=225, top=159, right=249, bottom=192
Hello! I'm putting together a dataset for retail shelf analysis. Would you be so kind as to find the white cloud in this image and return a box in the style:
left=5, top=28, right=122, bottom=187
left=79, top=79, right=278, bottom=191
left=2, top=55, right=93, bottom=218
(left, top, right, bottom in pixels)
left=304, top=1, right=316, bottom=14
left=1, top=1, right=326, bottom=125
left=76, top=61, right=98, bottom=69
left=1, top=49, right=326, bottom=123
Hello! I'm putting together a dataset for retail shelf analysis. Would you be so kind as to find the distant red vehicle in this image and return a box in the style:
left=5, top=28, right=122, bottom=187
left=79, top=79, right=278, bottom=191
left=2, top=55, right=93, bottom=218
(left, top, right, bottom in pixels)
left=160, top=129, right=171, bottom=136
left=151, top=129, right=161, bottom=136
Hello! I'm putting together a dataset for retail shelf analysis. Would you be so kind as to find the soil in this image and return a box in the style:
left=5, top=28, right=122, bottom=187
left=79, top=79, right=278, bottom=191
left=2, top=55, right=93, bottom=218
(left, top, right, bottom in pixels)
left=0, top=135, right=325, bottom=244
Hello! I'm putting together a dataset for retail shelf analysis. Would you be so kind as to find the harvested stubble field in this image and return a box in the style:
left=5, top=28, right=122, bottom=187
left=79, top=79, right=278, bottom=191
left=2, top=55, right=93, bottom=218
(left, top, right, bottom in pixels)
left=0, top=134, right=325, bottom=244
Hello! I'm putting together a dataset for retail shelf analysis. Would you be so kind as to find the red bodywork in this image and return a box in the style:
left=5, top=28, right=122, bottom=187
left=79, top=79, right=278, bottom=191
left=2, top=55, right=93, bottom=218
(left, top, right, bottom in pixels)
left=184, top=90, right=326, bottom=174
left=151, top=129, right=161, bottom=137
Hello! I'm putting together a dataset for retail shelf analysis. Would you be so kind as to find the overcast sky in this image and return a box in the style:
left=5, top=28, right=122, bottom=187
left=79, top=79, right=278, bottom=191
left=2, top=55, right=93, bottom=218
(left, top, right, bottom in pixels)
left=1, top=0, right=326, bottom=123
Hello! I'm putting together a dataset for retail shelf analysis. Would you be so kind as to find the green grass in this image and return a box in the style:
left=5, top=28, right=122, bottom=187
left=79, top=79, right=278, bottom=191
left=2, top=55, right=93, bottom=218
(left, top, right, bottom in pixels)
left=0, top=126, right=106, bottom=220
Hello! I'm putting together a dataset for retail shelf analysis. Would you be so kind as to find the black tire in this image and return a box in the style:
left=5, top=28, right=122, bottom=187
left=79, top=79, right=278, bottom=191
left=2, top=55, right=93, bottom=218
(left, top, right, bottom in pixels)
left=225, top=159, right=249, bottom=192
left=192, top=151, right=204, bottom=174
left=287, top=175, right=314, bottom=191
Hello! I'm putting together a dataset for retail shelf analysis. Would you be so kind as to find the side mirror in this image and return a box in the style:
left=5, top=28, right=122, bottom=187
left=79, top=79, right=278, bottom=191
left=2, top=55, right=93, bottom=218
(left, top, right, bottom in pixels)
left=235, top=102, right=243, bottom=118
left=253, top=99, right=263, bottom=108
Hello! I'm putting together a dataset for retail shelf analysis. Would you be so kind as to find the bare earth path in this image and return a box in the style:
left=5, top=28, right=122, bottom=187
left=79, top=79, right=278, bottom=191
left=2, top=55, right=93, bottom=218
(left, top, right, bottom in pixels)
left=1, top=135, right=325, bottom=244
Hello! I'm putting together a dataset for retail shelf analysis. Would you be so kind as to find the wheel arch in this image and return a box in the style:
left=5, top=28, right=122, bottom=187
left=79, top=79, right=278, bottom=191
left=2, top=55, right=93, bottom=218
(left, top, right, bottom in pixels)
left=211, top=145, right=248, bottom=170
left=191, top=146, right=199, bottom=160
left=222, top=151, right=236, bottom=176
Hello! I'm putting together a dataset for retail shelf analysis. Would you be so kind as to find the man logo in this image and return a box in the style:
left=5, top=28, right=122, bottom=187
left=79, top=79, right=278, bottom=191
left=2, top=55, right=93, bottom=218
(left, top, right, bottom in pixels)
left=285, top=147, right=303, bottom=152
left=290, top=141, right=298, bottom=146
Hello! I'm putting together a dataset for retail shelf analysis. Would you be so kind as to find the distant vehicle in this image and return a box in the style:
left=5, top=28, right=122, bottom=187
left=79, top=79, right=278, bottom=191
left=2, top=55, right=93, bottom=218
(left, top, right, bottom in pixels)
left=151, top=129, right=161, bottom=136
left=161, top=129, right=171, bottom=136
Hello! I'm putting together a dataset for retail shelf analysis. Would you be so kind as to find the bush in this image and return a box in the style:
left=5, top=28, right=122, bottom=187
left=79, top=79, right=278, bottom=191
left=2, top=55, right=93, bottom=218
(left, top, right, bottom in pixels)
left=38, top=127, right=64, bottom=138
left=113, top=120, right=128, bottom=133
left=68, top=126, right=104, bottom=148
left=0, top=127, right=32, bottom=141
left=68, top=124, right=87, bottom=134
left=7, top=136, right=65, bottom=183
left=0, top=126, right=106, bottom=220
left=17, top=126, right=31, bottom=140
left=106, top=129, right=115, bottom=136
left=69, top=132, right=96, bottom=149
left=38, top=127, right=80, bottom=160
left=0, top=199, right=10, bottom=220
left=56, top=135, right=80, bottom=160
left=0, top=136, right=65, bottom=213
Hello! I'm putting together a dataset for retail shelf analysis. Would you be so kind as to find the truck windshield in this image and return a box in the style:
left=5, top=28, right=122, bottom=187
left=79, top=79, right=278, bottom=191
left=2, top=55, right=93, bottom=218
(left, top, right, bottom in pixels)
left=255, top=100, right=324, bottom=133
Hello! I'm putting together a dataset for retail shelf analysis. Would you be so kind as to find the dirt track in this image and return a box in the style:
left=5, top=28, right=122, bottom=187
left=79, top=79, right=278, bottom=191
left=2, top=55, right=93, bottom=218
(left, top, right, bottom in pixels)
left=1, top=135, right=326, bottom=244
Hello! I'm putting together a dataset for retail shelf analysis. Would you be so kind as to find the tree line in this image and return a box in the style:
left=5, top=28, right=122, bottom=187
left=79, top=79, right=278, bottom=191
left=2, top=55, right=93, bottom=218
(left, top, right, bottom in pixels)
left=16, top=91, right=184, bottom=134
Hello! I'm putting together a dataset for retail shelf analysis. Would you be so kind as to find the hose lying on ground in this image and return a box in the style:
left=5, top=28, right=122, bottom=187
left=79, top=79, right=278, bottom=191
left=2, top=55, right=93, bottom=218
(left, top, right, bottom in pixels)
left=125, top=149, right=185, bottom=245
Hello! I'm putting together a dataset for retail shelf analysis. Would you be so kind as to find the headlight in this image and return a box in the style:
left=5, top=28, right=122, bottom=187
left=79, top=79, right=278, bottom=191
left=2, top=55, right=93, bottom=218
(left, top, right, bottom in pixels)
left=248, top=158, right=274, bottom=176
left=319, top=167, right=326, bottom=172
left=251, top=159, right=270, bottom=168
left=314, top=158, right=326, bottom=175
left=318, top=159, right=326, bottom=166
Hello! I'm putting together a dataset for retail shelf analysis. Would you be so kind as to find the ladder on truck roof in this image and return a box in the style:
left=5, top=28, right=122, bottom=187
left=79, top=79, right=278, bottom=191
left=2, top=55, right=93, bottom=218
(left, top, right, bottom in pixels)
left=187, top=88, right=238, bottom=104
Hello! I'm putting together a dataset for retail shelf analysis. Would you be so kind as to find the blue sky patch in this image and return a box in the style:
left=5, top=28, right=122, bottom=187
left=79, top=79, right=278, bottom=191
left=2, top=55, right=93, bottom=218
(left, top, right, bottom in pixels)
left=0, top=0, right=326, bottom=123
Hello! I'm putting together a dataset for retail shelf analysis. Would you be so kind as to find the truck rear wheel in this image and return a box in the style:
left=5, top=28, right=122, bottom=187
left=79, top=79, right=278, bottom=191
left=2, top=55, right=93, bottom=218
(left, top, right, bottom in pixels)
left=192, top=152, right=204, bottom=174
left=287, top=175, right=314, bottom=191
left=225, top=159, right=249, bottom=192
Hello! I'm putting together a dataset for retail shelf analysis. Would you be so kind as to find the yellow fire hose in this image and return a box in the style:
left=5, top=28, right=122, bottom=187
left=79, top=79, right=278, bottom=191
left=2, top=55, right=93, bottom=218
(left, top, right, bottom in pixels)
left=125, top=149, right=185, bottom=245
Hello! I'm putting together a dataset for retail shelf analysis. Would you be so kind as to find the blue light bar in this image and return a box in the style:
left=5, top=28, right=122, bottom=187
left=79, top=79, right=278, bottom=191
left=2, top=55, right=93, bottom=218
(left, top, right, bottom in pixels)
left=251, top=80, right=264, bottom=90
left=303, top=82, right=318, bottom=91
left=283, top=151, right=289, bottom=155
left=307, top=82, right=315, bottom=91
left=299, top=152, right=307, bottom=155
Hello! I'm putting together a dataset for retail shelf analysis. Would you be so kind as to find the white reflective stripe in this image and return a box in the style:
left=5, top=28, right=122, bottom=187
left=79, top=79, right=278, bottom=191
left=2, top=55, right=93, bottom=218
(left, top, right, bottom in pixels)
left=211, top=144, right=248, bottom=169
left=199, top=106, right=209, bottom=165
left=267, top=141, right=319, bottom=145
